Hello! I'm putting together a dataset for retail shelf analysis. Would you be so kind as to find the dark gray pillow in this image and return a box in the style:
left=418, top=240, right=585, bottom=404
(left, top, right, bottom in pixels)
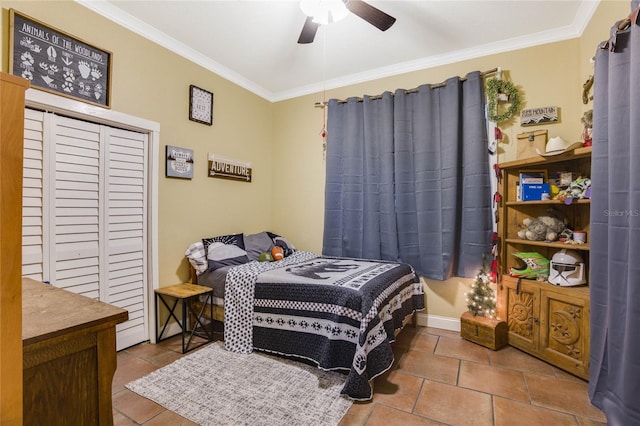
left=267, top=232, right=296, bottom=257
left=244, top=232, right=275, bottom=261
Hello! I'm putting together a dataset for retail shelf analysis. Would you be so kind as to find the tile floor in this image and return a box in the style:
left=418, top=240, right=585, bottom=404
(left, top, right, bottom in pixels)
left=112, top=326, right=607, bottom=425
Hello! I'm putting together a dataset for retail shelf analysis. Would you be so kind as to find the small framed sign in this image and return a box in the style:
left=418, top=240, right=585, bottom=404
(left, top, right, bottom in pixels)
left=189, top=85, right=214, bottom=125
left=9, top=9, right=112, bottom=108
left=166, top=145, right=194, bottom=179
left=520, top=106, right=559, bottom=126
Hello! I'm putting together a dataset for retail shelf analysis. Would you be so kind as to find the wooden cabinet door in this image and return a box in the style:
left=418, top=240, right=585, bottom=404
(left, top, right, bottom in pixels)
left=540, top=287, right=590, bottom=379
left=500, top=277, right=540, bottom=353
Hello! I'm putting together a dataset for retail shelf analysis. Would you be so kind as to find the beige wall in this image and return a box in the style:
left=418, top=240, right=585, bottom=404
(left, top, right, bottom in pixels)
left=1, top=1, right=274, bottom=286
left=1, top=1, right=629, bottom=319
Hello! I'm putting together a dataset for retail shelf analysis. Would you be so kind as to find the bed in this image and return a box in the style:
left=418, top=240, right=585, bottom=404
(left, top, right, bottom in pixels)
left=185, top=231, right=424, bottom=400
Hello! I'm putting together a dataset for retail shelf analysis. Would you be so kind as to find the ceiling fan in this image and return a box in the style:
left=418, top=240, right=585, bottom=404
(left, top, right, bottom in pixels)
left=297, top=0, right=396, bottom=44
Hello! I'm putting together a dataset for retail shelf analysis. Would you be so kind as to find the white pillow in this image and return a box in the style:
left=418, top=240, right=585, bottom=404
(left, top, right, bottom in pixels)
left=207, top=242, right=247, bottom=260
left=185, top=241, right=207, bottom=275
left=206, top=242, right=250, bottom=271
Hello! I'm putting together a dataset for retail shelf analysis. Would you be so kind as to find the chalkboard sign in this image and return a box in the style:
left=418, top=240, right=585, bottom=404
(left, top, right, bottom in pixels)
left=9, top=10, right=112, bottom=108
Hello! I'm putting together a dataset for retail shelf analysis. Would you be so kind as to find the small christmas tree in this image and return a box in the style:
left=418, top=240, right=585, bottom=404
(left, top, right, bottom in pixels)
left=465, top=257, right=497, bottom=318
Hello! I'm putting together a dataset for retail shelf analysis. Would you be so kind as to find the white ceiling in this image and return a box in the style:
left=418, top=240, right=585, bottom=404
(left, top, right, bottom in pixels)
left=77, top=0, right=600, bottom=102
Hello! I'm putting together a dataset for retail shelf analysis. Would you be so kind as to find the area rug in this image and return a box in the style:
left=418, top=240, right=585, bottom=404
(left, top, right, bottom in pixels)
left=125, top=342, right=353, bottom=426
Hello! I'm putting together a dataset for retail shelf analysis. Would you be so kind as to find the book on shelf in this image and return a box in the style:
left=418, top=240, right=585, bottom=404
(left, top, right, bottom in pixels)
left=522, top=183, right=550, bottom=201
left=519, top=170, right=547, bottom=186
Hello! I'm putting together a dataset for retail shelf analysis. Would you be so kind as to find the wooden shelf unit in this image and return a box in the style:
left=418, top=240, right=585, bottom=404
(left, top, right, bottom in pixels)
left=499, top=147, right=592, bottom=278
left=497, top=147, right=591, bottom=379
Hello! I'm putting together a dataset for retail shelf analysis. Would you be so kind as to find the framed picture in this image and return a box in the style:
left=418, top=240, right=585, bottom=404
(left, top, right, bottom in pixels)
left=9, top=9, right=112, bottom=108
left=189, top=85, right=213, bottom=125
left=166, top=145, right=194, bottom=179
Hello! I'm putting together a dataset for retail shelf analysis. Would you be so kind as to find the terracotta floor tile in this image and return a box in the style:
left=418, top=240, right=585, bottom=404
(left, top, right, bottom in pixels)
left=112, top=353, right=161, bottom=394
left=372, top=370, right=424, bottom=412
left=146, top=348, right=185, bottom=368
left=113, top=409, right=137, bottom=426
left=142, top=410, right=199, bottom=425
left=414, top=379, right=493, bottom=425
left=366, top=404, right=445, bottom=426
left=458, top=361, right=529, bottom=402
left=340, top=401, right=375, bottom=426
left=123, top=341, right=172, bottom=358
left=493, top=396, right=579, bottom=426
left=526, top=374, right=607, bottom=422
left=112, top=389, right=165, bottom=424
left=394, top=328, right=439, bottom=354
left=489, top=346, right=556, bottom=376
left=423, top=327, right=461, bottom=340
left=552, top=366, right=588, bottom=383
left=396, top=349, right=460, bottom=385
left=435, top=335, right=490, bottom=364
left=577, top=417, right=608, bottom=426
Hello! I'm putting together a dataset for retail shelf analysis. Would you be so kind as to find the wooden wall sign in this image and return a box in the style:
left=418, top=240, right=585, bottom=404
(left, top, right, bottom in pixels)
left=9, top=9, right=112, bottom=108
left=520, top=106, right=558, bottom=126
left=208, top=154, right=252, bottom=182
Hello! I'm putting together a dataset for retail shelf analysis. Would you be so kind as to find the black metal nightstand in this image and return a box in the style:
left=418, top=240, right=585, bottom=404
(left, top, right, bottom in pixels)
left=155, top=283, right=214, bottom=353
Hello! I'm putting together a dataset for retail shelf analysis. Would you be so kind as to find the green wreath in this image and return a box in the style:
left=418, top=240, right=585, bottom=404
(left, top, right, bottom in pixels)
left=486, top=78, right=521, bottom=123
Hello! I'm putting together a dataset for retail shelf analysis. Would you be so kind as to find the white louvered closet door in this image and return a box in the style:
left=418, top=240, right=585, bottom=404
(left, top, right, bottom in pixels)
left=51, top=116, right=102, bottom=298
left=103, top=127, right=148, bottom=350
left=22, top=109, right=47, bottom=282
left=22, top=110, right=149, bottom=350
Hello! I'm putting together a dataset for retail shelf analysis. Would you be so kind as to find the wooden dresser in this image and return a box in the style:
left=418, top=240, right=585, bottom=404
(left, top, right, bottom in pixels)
left=22, top=278, right=128, bottom=425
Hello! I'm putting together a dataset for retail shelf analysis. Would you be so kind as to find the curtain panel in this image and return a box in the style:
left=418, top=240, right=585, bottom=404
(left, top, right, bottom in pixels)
left=589, top=2, right=640, bottom=424
left=323, top=71, right=491, bottom=280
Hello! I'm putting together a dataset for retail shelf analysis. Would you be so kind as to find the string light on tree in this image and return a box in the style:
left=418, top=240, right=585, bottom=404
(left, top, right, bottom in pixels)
left=465, top=258, right=497, bottom=318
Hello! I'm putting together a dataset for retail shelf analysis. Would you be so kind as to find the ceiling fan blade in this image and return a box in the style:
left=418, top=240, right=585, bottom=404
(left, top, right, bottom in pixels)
left=298, top=16, right=319, bottom=44
left=345, top=0, right=396, bottom=31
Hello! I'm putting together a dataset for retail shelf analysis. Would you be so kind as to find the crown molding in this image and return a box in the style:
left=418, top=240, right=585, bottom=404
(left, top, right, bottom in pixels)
left=273, top=0, right=600, bottom=102
left=75, top=0, right=274, bottom=100
left=76, top=0, right=600, bottom=103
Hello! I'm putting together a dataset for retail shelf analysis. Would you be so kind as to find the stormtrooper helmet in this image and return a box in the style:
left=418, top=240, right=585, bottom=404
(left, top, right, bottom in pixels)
left=548, top=249, right=586, bottom=286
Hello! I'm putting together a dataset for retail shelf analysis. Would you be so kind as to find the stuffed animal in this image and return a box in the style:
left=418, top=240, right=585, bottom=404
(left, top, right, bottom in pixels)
left=556, top=177, right=591, bottom=205
left=257, top=252, right=274, bottom=262
left=517, top=210, right=567, bottom=242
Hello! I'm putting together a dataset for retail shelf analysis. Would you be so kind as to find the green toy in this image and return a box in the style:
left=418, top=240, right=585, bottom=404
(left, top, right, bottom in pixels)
left=258, top=252, right=274, bottom=262
left=509, top=252, right=550, bottom=279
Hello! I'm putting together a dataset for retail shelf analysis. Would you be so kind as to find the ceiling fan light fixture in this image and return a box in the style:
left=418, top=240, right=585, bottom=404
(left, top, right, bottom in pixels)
left=300, top=0, right=349, bottom=25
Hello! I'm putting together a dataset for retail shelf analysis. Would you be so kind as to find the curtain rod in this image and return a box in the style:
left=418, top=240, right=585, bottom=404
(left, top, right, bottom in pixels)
left=599, top=5, right=640, bottom=51
left=618, top=3, right=639, bottom=31
left=314, top=67, right=499, bottom=108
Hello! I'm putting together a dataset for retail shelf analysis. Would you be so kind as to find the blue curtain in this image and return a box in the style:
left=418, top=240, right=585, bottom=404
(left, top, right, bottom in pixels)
left=589, top=2, right=640, bottom=424
left=323, top=71, right=491, bottom=279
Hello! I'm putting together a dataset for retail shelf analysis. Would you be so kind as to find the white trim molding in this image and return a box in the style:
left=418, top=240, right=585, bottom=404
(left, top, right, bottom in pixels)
left=415, top=313, right=461, bottom=332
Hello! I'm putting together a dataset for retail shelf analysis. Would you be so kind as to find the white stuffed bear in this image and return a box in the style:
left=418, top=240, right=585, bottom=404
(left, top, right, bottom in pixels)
left=517, top=212, right=567, bottom=242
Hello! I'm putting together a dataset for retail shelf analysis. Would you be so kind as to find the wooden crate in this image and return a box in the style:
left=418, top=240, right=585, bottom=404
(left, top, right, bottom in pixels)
left=460, top=311, right=508, bottom=350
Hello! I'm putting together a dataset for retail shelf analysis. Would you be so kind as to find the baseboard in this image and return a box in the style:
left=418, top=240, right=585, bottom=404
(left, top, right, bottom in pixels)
left=415, top=312, right=460, bottom=332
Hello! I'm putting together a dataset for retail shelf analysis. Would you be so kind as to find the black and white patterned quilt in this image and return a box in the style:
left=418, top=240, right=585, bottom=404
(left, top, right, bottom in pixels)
left=224, top=251, right=424, bottom=400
